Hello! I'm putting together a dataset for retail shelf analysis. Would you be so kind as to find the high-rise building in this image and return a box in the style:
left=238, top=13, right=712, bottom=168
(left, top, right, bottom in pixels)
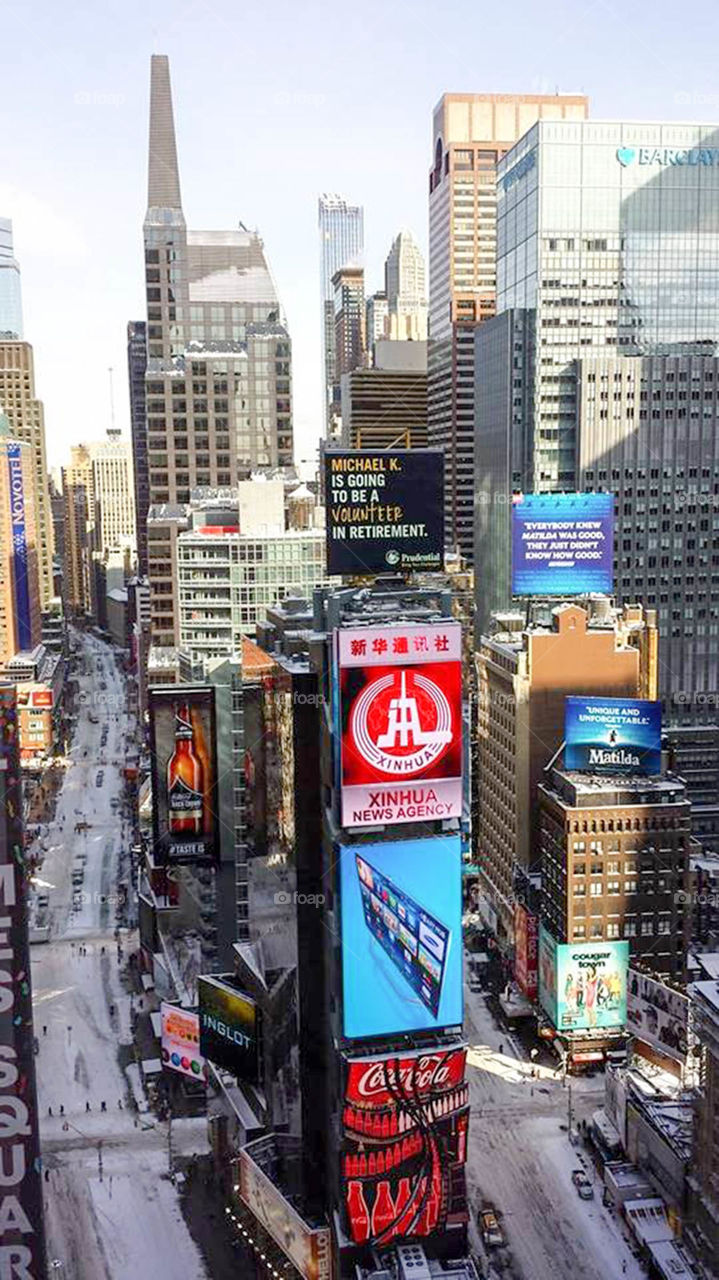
left=476, top=600, right=658, bottom=941
left=318, top=194, right=364, bottom=433
left=475, top=121, right=719, bottom=702
left=332, top=265, right=366, bottom=384
left=384, top=228, right=428, bottom=341
left=365, top=291, right=388, bottom=362
left=428, top=92, right=588, bottom=562
left=0, top=411, right=41, bottom=666
left=142, top=55, right=293, bottom=646
left=0, top=340, right=54, bottom=607
left=0, top=218, right=23, bottom=338
left=91, top=430, right=136, bottom=556
left=688, top=980, right=719, bottom=1268
left=340, top=339, right=428, bottom=449
left=127, top=320, right=148, bottom=575
left=61, top=444, right=94, bottom=616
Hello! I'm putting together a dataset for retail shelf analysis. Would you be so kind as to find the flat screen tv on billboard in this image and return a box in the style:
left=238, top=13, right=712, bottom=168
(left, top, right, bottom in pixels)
left=337, top=622, right=462, bottom=829
left=511, top=492, right=614, bottom=596
left=538, top=927, right=628, bottom=1033
left=324, top=449, right=444, bottom=576
left=340, top=836, right=463, bottom=1039
left=160, top=1003, right=206, bottom=1081
left=198, top=975, right=259, bottom=1082
left=149, top=687, right=219, bottom=864
left=565, top=697, right=661, bottom=775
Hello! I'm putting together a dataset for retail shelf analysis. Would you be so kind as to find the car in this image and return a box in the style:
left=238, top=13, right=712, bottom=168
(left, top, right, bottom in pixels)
left=571, top=1169, right=594, bottom=1200
left=96, top=770, right=104, bottom=787
left=479, top=1208, right=505, bottom=1248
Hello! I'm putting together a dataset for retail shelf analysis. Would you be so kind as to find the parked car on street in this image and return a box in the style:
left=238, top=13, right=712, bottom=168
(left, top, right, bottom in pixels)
left=571, top=1169, right=594, bottom=1200
left=479, top=1206, right=505, bottom=1247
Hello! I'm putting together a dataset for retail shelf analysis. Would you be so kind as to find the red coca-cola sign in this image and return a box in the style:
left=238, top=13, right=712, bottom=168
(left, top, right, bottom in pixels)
left=345, top=1048, right=466, bottom=1108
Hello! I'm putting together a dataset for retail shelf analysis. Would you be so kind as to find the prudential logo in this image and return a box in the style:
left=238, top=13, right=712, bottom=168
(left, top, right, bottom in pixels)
left=616, top=144, right=719, bottom=167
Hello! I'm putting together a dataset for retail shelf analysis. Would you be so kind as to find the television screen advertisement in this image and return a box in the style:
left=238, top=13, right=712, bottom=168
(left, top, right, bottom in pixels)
left=511, top=492, right=614, bottom=596
left=239, top=1144, right=332, bottom=1280
left=341, top=1047, right=469, bottom=1246
left=514, top=903, right=538, bottom=1000
left=340, top=836, right=463, bottom=1039
left=160, top=1003, right=206, bottom=1082
left=198, top=975, right=259, bottom=1082
left=149, top=687, right=219, bottom=864
left=324, top=449, right=444, bottom=577
left=627, top=969, right=690, bottom=1064
left=565, top=697, right=662, bottom=775
left=538, top=927, right=628, bottom=1032
left=338, top=622, right=462, bottom=828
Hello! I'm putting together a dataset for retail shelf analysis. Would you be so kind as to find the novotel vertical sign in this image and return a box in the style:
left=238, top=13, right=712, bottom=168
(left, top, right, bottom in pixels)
left=0, top=686, right=47, bottom=1279
left=7, top=444, right=32, bottom=651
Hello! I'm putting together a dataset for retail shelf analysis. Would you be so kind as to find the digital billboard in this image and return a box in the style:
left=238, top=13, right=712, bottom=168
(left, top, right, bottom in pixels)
left=565, top=697, right=662, bottom=775
left=340, top=836, right=462, bottom=1039
left=239, top=1142, right=332, bottom=1280
left=160, top=1003, right=206, bottom=1082
left=511, top=492, right=614, bottom=596
left=538, top=927, right=628, bottom=1032
left=337, top=622, right=462, bottom=828
left=149, top=687, right=219, bottom=864
left=198, top=975, right=259, bottom=1082
left=341, top=1047, right=469, bottom=1246
left=7, top=442, right=33, bottom=651
left=324, top=449, right=444, bottom=576
left=0, top=686, right=47, bottom=1278
left=514, top=904, right=538, bottom=1000
left=627, top=969, right=689, bottom=1064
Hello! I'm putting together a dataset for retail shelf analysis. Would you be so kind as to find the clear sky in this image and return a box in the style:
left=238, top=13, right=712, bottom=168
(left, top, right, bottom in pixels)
left=1, top=0, right=717, bottom=468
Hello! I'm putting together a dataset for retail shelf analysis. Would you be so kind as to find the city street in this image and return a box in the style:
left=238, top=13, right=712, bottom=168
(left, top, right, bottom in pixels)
left=30, top=631, right=209, bottom=1280
left=464, top=972, right=643, bottom=1280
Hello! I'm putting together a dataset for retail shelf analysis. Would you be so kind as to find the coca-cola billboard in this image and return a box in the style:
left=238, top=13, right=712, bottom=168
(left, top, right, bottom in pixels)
left=336, top=623, right=462, bottom=829
left=340, top=1046, right=469, bottom=1249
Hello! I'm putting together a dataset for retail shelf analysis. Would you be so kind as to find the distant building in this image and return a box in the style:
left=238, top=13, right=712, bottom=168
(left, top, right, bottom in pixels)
left=384, top=229, right=427, bottom=341
left=688, top=980, right=719, bottom=1268
left=333, top=265, right=366, bottom=386
left=91, top=430, right=136, bottom=556
left=0, top=411, right=41, bottom=666
left=0, top=218, right=23, bottom=337
left=365, top=291, right=388, bottom=363
left=340, top=340, right=427, bottom=450
left=318, top=194, right=364, bottom=433
left=127, top=321, right=148, bottom=574
left=61, top=445, right=94, bottom=616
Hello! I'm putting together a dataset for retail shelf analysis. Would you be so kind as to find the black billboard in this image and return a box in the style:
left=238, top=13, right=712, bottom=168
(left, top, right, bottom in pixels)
left=198, top=974, right=259, bottom=1082
left=0, top=685, right=47, bottom=1277
left=149, top=687, right=219, bottom=865
left=324, top=449, right=444, bottom=576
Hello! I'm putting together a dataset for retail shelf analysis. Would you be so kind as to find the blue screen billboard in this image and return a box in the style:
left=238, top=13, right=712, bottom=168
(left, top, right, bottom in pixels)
left=565, top=696, right=661, bottom=775
left=7, top=443, right=32, bottom=650
left=511, top=492, right=614, bottom=596
left=340, top=836, right=462, bottom=1039
left=538, top=927, right=628, bottom=1032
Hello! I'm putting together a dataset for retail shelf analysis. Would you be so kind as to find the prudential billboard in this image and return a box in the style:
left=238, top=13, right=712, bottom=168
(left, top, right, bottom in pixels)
left=511, top=492, right=614, bottom=596
left=565, top=697, right=662, bottom=775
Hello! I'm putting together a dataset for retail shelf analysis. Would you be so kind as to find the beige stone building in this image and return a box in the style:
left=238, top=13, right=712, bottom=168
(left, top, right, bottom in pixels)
left=0, top=340, right=54, bottom=606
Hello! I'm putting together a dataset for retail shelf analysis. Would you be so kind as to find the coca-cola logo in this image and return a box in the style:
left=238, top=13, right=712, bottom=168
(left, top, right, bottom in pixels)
left=347, top=1051, right=465, bottom=1102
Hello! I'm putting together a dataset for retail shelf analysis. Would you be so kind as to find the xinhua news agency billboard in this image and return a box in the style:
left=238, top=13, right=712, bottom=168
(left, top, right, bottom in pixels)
left=565, top=697, right=662, bottom=775
left=198, top=975, right=259, bottom=1083
left=149, top=687, right=219, bottom=864
left=511, top=492, right=614, bottom=596
left=340, top=836, right=463, bottom=1039
left=538, top=927, right=628, bottom=1033
left=337, top=621, right=462, bottom=828
left=324, top=449, right=444, bottom=576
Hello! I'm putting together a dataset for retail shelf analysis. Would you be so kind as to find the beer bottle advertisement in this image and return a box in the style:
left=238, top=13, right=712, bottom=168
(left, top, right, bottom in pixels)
left=149, top=687, right=219, bottom=864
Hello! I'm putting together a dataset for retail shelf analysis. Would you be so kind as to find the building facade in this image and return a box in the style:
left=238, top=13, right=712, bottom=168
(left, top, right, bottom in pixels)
left=0, top=340, right=54, bottom=607
left=61, top=444, right=94, bottom=615
left=332, top=265, right=366, bottom=386
left=0, top=218, right=23, bottom=338
left=318, top=194, right=364, bottom=434
left=0, top=413, right=41, bottom=666
left=91, top=429, right=136, bottom=556
left=127, top=320, right=148, bottom=575
left=688, top=980, right=719, bottom=1269
left=385, top=228, right=427, bottom=341
left=428, top=92, right=588, bottom=563
left=365, top=291, right=388, bottom=362
left=340, top=340, right=428, bottom=449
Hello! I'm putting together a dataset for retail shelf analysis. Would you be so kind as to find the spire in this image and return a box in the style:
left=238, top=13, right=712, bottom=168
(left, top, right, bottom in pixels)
left=147, top=55, right=183, bottom=214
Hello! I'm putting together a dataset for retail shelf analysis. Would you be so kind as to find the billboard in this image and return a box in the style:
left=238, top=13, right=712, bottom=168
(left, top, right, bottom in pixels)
left=0, top=686, right=47, bottom=1279
left=538, top=927, right=628, bottom=1032
left=514, top=904, right=538, bottom=1000
left=239, top=1145, right=332, bottom=1280
left=7, top=442, right=33, bottom=651
left=627, top=969, right=689, bottom=1063
left=160, top=1003, right=206, bottom=1082
left=324, top=449, right=444, bottom=576
left=511, top=492, right=614, bottom=596
left=198, top=975, right=259, bottom=1082
left=341, top=1047, right=469, bottom=1246
left=340, top=836, right=462, bottom=1039
left=149, top=687, right=218, bottom=864
left=565, top=697, right=662, bottom=775
left=337, top=622, right=462, bottom=828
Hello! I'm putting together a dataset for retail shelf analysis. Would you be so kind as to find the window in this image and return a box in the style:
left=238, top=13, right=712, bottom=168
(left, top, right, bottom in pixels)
left=607, top=923, right=620, bottom=939
left=607, top=860, right=620, bottom=874
left=624, top=920, right=637, bottom=937
left=574, top=862, right=586, bottom=876
left=625, top=879, right=637, bottom=894
left=657, top=919, right=671, bottom=935
left=590, top=882, right=603, bottom=897
left=641, top=919, right=653, bottom=937
left=573, top=923, right=586, bottom=939
left=573, top=883, right=586, bottom=896
left=607, top=881, right=620, bottom=895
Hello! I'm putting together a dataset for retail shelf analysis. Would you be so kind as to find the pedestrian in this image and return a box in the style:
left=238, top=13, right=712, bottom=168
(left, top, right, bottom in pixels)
left=67, top=1025, right=72, bottom=1038
left=86, top=1101, right=91, bottom=1112
left=118, top=1099, right=123, bottom=1109
left=101, top=1100, right=106, bottom=1112
left=42, top=1025, right=47, bottom=1036
left=109, top=1004, right=115, bottom=1017
left=498, top=1042, right=504, bottom=1055
left=622, top=1262, right=627, bottom=1275
left=59, top=1105, right=64, bottom=1117
left=101, top=946, right=105, bottom=955
left=44, top=1169, right=50, bottom=1182
left=48, top=1106, right=52, bottom=1117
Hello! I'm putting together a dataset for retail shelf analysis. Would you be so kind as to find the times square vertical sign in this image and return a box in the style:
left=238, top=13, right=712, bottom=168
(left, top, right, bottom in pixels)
left=0, top=686, right=47, bottom=1278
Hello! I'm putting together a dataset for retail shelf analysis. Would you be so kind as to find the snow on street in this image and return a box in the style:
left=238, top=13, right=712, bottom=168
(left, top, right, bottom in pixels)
left=31, top=631, right=209, bottom=1279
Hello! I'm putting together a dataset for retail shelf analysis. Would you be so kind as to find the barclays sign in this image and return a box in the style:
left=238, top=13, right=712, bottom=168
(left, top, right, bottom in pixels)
left=617, top=145, right=719, bottom=167
left=500, top=149, right=536, bottom=191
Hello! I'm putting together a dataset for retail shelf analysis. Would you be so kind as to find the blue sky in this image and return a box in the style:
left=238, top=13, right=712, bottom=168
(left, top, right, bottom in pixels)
left=1, top=0, right=717, bottom=466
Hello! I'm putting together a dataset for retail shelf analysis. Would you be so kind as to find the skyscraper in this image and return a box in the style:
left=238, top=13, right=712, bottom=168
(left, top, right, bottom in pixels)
left=91, top=430, right=136, bottom=557
left=141, top=55, right=293, bottom=645
left=0, top=340, right=54, bottom=607
left=332, top=265, right=365, bottom=383
left=0, top=218, right=23, bottom=338
left=384, top=229, right=427, bottom=340
left=318, top=194, right=364, bottom=434
left=61, top=444, right=94, bottom=616
left=428, top=92, right=588, bottom=562
left=127, top=320, right=148, bottom=575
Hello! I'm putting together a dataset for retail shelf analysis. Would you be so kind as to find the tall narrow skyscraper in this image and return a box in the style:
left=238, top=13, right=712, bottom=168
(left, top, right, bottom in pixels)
left=0, top=218, right=23, bottom=338
left=318, top=194, right=364, bottom=435
left=0, top=340, right=54, bottom=606
left=140, top=55, right=293, bottom=645
left=428, top=93, right=588, bottom=562
left=127, top=320, right=148, bottom=575
left=384, top=229, right=427, bottom=341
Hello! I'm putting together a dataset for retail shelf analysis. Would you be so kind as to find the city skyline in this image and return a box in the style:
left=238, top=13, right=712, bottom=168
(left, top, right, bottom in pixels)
left=3, top=0, right=717, bottom=465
